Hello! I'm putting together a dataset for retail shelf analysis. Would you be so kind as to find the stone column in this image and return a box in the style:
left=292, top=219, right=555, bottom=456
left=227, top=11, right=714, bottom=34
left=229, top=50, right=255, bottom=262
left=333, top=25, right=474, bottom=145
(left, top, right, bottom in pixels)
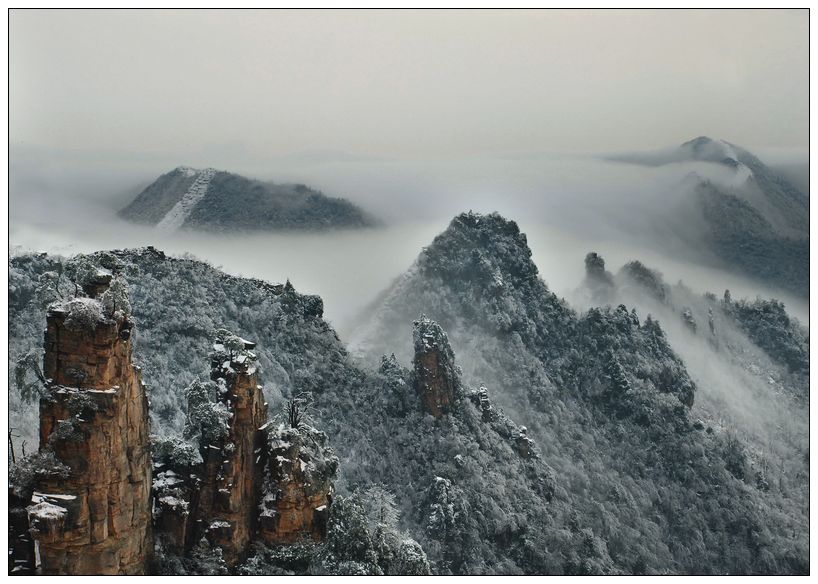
left=28, top=307, right=152, bottom=575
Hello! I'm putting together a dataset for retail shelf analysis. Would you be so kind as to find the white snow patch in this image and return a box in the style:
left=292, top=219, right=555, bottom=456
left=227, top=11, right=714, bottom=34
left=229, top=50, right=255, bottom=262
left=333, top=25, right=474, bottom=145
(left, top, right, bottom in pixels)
left=156, top=167, right=216, bottom=232
left=158, top=495, right=189, bottom=511
left=28, top=501, right=68, bottom=521
left=32, top=492, right=76, bottom=502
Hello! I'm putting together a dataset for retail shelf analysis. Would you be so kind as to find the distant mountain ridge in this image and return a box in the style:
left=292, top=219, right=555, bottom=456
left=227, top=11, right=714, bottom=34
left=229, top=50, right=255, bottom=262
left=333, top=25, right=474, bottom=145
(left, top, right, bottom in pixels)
left=118, top=166, right=377, bottom=232
left=610, top=137, right=808, bottom=296
left=679, top=137, right=808, bottom=236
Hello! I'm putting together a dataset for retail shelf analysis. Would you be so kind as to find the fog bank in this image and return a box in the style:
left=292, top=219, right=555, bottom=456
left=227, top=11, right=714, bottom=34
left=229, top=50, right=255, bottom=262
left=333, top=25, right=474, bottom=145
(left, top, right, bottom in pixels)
left=10, top=148, right=808, bottom=333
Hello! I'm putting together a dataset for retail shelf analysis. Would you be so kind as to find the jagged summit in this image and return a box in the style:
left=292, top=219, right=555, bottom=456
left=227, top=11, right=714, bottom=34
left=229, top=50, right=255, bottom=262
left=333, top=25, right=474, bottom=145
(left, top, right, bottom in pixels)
left=118, top=167, right=377, bottom=233
left=679, top=136, right=752, bottom=178
left=419, top=211, right=541, bottom=292
left=412, top=315, right=461, bottom=418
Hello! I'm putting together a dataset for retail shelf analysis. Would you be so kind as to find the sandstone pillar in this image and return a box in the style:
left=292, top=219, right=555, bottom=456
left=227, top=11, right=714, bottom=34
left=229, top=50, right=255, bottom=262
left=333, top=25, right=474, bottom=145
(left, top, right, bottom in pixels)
left=28, top=306, right=152, bottom=575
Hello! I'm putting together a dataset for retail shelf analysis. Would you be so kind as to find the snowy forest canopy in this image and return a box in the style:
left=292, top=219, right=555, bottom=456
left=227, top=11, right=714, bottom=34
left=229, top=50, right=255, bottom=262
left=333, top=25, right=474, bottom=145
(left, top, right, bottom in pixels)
left=8, top=210, right=809, bottom=575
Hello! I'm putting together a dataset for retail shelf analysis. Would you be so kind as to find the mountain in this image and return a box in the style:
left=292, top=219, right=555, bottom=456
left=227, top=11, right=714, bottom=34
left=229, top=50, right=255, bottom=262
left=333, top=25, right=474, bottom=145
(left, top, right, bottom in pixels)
left=118, top=166, right=377, bottom=232
left=349, top=212, right=808, bottom=574
left=8, top=245, right=563, bottom=574
left=610, top=137, right=808, bottom=296
left=8, top=212, right=809, bottom=574
left=678, top=137, right=808, bottom=236
left=573, top=248, right=808, bottom=449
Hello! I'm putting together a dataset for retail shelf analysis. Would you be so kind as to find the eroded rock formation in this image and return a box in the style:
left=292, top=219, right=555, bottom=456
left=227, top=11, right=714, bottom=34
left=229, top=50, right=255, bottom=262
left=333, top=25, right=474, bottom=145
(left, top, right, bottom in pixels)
left=152, top=337, right=339, bottom=563
left=28, top=297, right=152, bottom=575
left=258, top=422, right=338, bottom=544
left=194, top=338, right=268, bottom=564
left=413, top=316, right=461, bottom=418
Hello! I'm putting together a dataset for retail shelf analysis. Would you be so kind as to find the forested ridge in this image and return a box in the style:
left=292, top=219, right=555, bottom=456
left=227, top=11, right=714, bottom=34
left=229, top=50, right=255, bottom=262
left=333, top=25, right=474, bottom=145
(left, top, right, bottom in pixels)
left=8, top=212, right=809, bottom=574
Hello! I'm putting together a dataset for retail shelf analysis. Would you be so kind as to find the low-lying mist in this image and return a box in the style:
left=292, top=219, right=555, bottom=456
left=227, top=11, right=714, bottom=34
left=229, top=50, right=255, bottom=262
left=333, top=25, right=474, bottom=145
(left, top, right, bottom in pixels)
left=10, top=147, right=809, bottom=335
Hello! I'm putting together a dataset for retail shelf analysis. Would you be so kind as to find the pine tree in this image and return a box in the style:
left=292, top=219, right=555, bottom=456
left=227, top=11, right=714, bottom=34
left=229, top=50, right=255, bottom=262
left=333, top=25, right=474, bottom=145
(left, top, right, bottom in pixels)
left=604, top=353, right=630, bottom=397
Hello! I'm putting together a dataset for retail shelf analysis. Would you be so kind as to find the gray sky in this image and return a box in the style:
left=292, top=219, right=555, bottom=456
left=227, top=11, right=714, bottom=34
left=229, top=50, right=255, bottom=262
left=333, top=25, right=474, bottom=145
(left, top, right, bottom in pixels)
left=10, top=9, right=808, bottom=159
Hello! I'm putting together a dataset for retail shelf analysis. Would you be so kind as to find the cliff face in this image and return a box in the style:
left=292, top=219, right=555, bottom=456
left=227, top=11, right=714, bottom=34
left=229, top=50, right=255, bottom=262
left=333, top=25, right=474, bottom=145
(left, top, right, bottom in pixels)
left=258, top=424, right=338, bottom=544
left=28, top=306, right=152, bottom=575
left=196, top=346, right=268, bottom=564
left=152, top=346, right=338, bottom=560
left=413, top=316, right=461, bottom=418
left=152, top=338, right=269, bottom=566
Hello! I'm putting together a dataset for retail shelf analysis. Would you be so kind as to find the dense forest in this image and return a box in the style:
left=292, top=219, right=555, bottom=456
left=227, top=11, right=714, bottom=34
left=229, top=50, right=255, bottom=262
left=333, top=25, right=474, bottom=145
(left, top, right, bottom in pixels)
left=8, top=212, right=809, bottom=574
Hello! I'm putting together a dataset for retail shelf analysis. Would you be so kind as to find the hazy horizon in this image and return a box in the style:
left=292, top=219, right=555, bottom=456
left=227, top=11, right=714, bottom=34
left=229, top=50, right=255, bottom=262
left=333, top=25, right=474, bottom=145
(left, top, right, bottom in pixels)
left=9, top=8, right=809, bottom=332
left=11, top=9, right=808, bottom=161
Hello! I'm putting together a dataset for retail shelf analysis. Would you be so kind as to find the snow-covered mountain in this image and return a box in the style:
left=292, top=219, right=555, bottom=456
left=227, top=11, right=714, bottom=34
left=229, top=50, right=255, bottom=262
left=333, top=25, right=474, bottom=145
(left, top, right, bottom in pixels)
left=118, top=167, right=378, bottom=232
left=610, top=137, right=809, bottom=296
left=8, top=211, right=809, bottom=574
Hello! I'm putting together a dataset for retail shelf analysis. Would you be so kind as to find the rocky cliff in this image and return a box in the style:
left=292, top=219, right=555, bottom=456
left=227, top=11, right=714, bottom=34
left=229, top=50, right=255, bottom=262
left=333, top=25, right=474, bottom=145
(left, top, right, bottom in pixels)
left=258, top=421, right=338, bottom=544
left=412, top=316, right=461, bottom=418
left=27, top=293, right=152, bottom=574
left=153, top=334, right=268, bottom=566
left=152, top=332, right=338, bottom=567
left=195, top=337, right=268, bottom=564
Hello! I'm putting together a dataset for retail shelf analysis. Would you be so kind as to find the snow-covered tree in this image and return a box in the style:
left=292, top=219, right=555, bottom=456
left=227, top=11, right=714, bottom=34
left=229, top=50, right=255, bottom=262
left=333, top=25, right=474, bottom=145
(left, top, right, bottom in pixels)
left=604, top=353, right=631, bottom=397
left=390, top=539, right=431, bottom=575
left=101, top=275, right=131, bottom=319
left=34, top=271, right=69, bottom=307
left=63, top=255, right=99, bottom=297
left=311, top=494, right=382, bottom=575
left=183, top=379, right=231, bottom=448
left=62, top=297, right=105, bottom=331
left=365, top=484, right=400, bottom=528
left=14, top=348, right=47, bottom=402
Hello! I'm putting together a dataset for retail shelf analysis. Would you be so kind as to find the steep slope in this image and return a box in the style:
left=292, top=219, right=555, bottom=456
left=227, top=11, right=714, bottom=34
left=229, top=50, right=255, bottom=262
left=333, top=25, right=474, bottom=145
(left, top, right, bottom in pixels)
left=693, top=179, right=808, bottom=295
left=118, top=167, right=201, bottom=225
left=679, top=136, right=808, bottom=235
left=609, top=137, right=809, bottom=296
left=118, top=167, right=377, bottom=232
left=573, top=251, right=808, bottom=494
left=8, top=247, right=564, bottom=574
left=350, top=211, right=808, bottom=574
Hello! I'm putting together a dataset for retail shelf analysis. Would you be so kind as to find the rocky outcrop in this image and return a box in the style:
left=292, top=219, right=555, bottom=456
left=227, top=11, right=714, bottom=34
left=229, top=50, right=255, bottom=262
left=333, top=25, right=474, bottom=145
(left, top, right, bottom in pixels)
left=150, top=440, right=201, bottom=559
left=28, top=298, right=152, bottom=574
left=194, top=338, right=268, bottom=565
left=152, top=335, right=339, bottom=563
left=413, top=316, right=461, bottom=418
left=583, top=252, right=615, bottom=303
left=153, top=335, right=268, bottom=566
left=257, top=423, right=338, bottom=544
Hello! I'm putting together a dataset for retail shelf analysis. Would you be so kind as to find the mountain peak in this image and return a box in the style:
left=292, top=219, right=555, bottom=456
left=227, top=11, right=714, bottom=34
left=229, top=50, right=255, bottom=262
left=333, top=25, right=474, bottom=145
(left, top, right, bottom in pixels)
left=173, top=165, right=207, bottom=177
left=420, top=211, right=539, bottom=290
left=681, top=135, right=717, bottom=148
left=680, top=136, right=738, bottom=161
left=118, top=167, right=376, bottom=232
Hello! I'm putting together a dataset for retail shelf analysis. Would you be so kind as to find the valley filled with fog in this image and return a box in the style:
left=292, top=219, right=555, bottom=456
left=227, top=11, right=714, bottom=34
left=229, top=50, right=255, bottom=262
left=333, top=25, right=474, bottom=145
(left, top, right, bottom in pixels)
left=10, top=148, right=808, bottom=334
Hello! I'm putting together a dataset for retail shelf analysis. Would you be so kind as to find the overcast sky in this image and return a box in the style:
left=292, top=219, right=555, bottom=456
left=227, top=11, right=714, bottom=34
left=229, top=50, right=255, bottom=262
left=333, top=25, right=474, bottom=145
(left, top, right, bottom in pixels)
left=10, top=9, right=808, bottom=159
